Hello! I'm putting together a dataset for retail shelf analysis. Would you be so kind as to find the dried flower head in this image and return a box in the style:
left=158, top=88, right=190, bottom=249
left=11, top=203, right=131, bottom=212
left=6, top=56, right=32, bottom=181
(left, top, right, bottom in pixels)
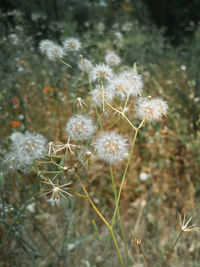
left=90, top=63, right=113, bottom=82
left=78, top=149, right=95, bottom=168
left=63, top=38, right=81, bottom=52
left=75, top=97, right=88, bottom=109
left=90, top=85, right=115, bottom=107
left=178, top=213, right=199, bottom=232
left=93, top=132, right=129, bottom=164
left=40, top=179, right=72, bottom=206
left=135, top=97, right=168, bottom=122
left=48, top=138, right=77, bottom=155
left=66, top=114, right=96, bottom=141
left=105, top=51, right=121, bottom=66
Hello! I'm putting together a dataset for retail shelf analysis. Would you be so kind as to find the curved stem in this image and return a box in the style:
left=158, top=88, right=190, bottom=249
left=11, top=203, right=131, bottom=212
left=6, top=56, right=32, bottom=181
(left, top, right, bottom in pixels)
left=106, top=102, right=137, bottom=131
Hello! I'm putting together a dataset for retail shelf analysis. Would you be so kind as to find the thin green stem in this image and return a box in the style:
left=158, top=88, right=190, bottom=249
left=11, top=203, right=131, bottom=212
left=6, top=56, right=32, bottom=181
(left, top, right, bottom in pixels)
left=34, top=224, right=60, bottom=257
left=106, top=102, right=137, bottom=131
left=76, top=172, right=124, bottom=267
left=100, top=79, right=105, bottom=112
left=123, top=96, right=129, bottom=111
left=112, top=119, right=145, bottom=226
left=58, top=58, right=72, bottom=69
left=94, top=106, right=104, bottom=131
left=0, top=195, right=33, bottom=251
left=110, top=165, right=130, bottom=265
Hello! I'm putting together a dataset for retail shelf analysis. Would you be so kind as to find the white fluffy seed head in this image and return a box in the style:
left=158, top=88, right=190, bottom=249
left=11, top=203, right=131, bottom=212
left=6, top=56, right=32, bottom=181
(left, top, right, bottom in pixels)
left=39, top=39, right=54, bottom=54
left=45, top=43, right=65, bottom=61
left=78, top=58, right=93, bottom=72
left=93, top=132, right=129, bottom=164
left=90, top=63, right=113, bottom=82
left=90, top=85, right=115, bottom=107
left=135, top=97, right=168, bottom=122
left=105, top=51, right=121, bottom=66
left=15, top=132, right=47, bottom=165
left=151, top=98, right=168, bottom=116
left=10, top=132, right=24, bottom=143
left=5, top=131, right=47, bottom=169
left=63, top=38, right=81, bottom=52
left=120, top=70, right=143, bottom=96
left=107, top=75, right=131, bottom=99
left=65, top=115, right=96, bottom=141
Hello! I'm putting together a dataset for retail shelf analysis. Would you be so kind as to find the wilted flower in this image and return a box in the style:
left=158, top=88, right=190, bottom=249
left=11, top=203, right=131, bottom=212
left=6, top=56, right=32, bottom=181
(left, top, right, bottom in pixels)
left=66, top=114, right=96, bottom=141
left=90, top=85, right=115, bottom=107
left=63, top=37, right=81, bottom=52
left=93, top=132, right=129, bottom=164
left=78, top=149, right=95, bottom=168
left=40, top=179, right=72, bottom=206
left=90, top=63, right=113, bottom=82
left=135, top=97, right=168, bottom=122
left=178, top=213, right=199, bottom=232
left=105, top=51, right=121, bottom=66
left=75, top=97, right=88, bottom=109
left=78, top=57, right=93, bottom=72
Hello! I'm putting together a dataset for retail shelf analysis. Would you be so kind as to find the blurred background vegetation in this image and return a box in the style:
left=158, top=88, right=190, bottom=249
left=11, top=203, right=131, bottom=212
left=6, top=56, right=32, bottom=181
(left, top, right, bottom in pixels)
left=0, top=0, right=200, bottom=266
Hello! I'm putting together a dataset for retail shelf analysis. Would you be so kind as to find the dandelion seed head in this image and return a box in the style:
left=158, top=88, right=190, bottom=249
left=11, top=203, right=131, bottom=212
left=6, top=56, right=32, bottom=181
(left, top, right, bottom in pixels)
left=39, top=39, right=54, bottom=54
left=66, top=114, right=96, bottom=141
left=107, top=75, right=131, bottom=99
left=90, top=85, right=115, bottom=107
left=152, top=98, right=168, bottom=117
left=63, top=37, right=81, bottom=52
left=14, top=132, right=47, bottom=166
left=135, top=97, right=168, bottom=122
left=3, top=152, right=23, bottom=172
left=5, top=131, right=47, bottom=169
left=120, top=70, right=143, bottom=96
left=10, top=132, right=24, bottom=143
left=78, top=58, right=93, bottom=72
left=105, top=51, right=121, bottom=66
left=93, top=132, right=129, bottom=164
left=90, top=63, right=113, bottom=82
left=46, top=43, right=65, bottom=61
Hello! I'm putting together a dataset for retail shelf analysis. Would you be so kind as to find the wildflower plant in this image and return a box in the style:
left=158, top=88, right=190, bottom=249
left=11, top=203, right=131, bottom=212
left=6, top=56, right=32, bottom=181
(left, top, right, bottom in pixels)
left=5, top=33, right=194, bottom=267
